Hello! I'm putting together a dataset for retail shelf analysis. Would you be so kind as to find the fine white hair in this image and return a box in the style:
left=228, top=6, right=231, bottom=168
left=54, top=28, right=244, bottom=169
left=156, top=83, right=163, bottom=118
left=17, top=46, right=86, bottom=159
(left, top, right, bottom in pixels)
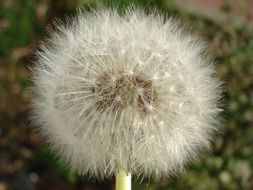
left=31, top=8, right=223, bottom=179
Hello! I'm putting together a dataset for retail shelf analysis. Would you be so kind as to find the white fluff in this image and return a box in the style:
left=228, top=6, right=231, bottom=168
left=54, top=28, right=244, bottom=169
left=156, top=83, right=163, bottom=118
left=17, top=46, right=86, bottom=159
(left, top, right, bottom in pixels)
left=31, top=9, right=222, bottom=179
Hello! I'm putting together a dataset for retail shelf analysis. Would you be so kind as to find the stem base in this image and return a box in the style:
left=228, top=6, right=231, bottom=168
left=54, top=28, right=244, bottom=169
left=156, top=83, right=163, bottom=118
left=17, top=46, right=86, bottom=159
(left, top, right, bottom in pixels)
left=115, top=168, right=131, bottom=190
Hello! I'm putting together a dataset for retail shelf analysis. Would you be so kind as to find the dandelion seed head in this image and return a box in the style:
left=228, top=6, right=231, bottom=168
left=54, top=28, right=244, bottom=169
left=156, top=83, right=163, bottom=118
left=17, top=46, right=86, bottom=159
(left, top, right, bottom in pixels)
left=31, top=8, right=223, bottom=179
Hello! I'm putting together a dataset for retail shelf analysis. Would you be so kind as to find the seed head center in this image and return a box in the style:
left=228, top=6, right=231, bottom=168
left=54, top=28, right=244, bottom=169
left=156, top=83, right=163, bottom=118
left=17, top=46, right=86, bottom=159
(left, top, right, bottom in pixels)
left=92, top=70, right=159, bottom=117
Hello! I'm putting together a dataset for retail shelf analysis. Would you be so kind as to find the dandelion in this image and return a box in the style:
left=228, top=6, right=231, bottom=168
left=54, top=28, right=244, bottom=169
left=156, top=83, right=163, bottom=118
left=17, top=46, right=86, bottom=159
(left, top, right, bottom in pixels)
left=31, top=8, right=222, bottom=190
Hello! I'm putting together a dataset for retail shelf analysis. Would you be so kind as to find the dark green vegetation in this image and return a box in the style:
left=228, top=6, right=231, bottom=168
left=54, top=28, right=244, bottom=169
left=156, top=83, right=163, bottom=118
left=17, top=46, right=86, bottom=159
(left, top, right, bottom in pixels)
left=0, top=0, right=252, bottom=189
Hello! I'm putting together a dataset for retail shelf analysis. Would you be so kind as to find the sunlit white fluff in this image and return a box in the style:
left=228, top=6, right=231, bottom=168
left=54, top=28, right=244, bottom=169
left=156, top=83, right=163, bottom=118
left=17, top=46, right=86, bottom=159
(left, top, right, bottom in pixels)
left=31, top=9, right=222, bottom=179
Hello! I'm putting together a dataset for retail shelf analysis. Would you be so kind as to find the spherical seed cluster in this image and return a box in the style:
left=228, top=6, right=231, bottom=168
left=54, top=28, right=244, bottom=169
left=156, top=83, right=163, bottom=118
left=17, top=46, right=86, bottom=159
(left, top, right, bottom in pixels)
left=31, top=9, right=223, bottom=179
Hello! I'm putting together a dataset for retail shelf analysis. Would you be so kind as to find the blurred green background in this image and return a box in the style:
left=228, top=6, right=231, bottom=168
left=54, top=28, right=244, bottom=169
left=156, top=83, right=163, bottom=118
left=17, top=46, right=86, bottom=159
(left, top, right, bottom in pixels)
left=0, top=0, right=253, bottom=190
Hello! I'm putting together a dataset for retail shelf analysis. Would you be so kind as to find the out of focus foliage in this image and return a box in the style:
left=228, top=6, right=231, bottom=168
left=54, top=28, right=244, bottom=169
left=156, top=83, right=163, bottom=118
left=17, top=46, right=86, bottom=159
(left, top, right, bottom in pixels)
left=0, top=0, right=252, bottom=190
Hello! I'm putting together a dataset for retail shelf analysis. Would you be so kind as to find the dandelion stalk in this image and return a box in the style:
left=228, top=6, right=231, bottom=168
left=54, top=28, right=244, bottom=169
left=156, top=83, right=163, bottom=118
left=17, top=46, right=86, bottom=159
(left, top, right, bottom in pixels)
left=116, top=167, right=131, bottom=190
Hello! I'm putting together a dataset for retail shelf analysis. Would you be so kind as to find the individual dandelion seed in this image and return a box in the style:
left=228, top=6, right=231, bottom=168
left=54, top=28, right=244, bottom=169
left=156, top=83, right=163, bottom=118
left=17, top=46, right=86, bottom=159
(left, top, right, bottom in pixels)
left=31, top=8, right=223, bottom=190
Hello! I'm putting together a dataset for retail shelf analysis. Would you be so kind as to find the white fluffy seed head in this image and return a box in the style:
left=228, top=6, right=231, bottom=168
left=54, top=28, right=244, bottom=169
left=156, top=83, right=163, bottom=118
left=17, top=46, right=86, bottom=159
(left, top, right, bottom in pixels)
left=31, top=8, right=223, bottom=179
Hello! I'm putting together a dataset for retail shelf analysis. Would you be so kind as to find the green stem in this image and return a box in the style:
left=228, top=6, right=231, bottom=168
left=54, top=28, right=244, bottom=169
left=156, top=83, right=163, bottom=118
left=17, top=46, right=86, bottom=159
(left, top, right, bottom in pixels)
left=115, top=167, right=131, bottom=190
